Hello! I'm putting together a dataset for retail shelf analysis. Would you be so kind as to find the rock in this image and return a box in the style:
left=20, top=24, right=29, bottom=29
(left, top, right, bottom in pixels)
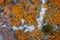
left=12, top=26, right=18, bottom=31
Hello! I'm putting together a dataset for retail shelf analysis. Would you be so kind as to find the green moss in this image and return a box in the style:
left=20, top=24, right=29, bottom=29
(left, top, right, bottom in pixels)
left=41, top=23, right=53, bottom=34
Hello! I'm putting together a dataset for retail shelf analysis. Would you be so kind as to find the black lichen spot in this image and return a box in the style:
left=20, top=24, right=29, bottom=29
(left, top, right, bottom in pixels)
left=10, top=13, right=13, bottom=18
left=11, top=1, right=16, bottom=5
left=0, top=9, right=4, bottom=13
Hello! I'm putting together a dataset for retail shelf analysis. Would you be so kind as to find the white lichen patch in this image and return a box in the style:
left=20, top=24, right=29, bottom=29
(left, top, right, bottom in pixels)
left=24, top=25, right=35, bottom=33
left=37, top=0, right=47, bottom=29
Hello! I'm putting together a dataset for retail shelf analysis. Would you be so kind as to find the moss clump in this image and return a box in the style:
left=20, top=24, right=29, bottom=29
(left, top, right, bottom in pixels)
left=41, top=23, right=53, bottom=34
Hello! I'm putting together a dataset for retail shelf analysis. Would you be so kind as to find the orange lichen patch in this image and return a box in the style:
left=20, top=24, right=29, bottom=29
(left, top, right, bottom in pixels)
left=5, top=0, right=11, bottom=3
left=34, top=21, right=38, bottom=30
left=22, top=0, right=27, bottom=5
left=19, top=14, right=23, bottom=19
left=50, top=0, right=57, bottom=3
left=50, top=0, right=58, bottom=7
left=57, top=0, right=60, bottom=8
left=15, top=30, right=28, bottom=40
left=15, top=13, right=23, bottom=19
left=11, top=4, right=24, bottom=26
left=23, top=12, right=30, bottom=18
left=24, top=12, right=31, bottom=21
left=11, top=22, right=18, bottom=26
left=24, top=12, right=30, bottom=17
left=53, top=30, right=60, bottom=40
left=25, top=15, right=33, bottom=25
left=26, top=15, right=32, bottom=21
left=25, top=4, right=30, bottom=10
left=14, top=30, right=20, bottom=35
left=23, top=11, right=39, bottom=26
left=56, top=9, right=60, bottom=16
left=55, top=10, right=60, bottom=26
left=12, top=18, right=18, bottom=22
left=46, top=10, right=55, bottom=24
left=32, top=38, right=36, bottom=40
left=29, top=31, right=37, bottom=36
left=48, top=8, right=53, bottom=12
left=43, top=4, right=48, bottom=8
left=49, top=16, right=55, bottom=24
left=29, top=30, right=41, bottom=38
left=51, top=12, right=55, bottom=17
left=11, top=17, right=22, bottom=26
left=11, top=18, right=18, bottom=26
left=32, top=0, right=37, bottom=3
left=0, top=0, right=4, bottom=5
left=31, top=12, right=39, bottom=19
left=29, top=4, right=37, bottom=11
left=29, top=7, right=36, bottom=11
left=19, top=9, right=23, bottom=13
left=56, top=20, right=60, bottom=26
left=56, top=16, right=60, bottom=26
left=11, top=5, right=20, bottom=14
left=44, top=14, right=47, bottom=19
left=36, top=2, right=41, bottom=7
left=18, top=4, right=23, bottom=9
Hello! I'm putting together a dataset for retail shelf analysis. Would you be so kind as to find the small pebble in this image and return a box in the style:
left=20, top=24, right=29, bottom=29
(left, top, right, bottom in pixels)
left=2, top=24, right=6, bottom=27
left=12, top=26, right=18, bottom=31
left=18, top=26, right=24, bottom=30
